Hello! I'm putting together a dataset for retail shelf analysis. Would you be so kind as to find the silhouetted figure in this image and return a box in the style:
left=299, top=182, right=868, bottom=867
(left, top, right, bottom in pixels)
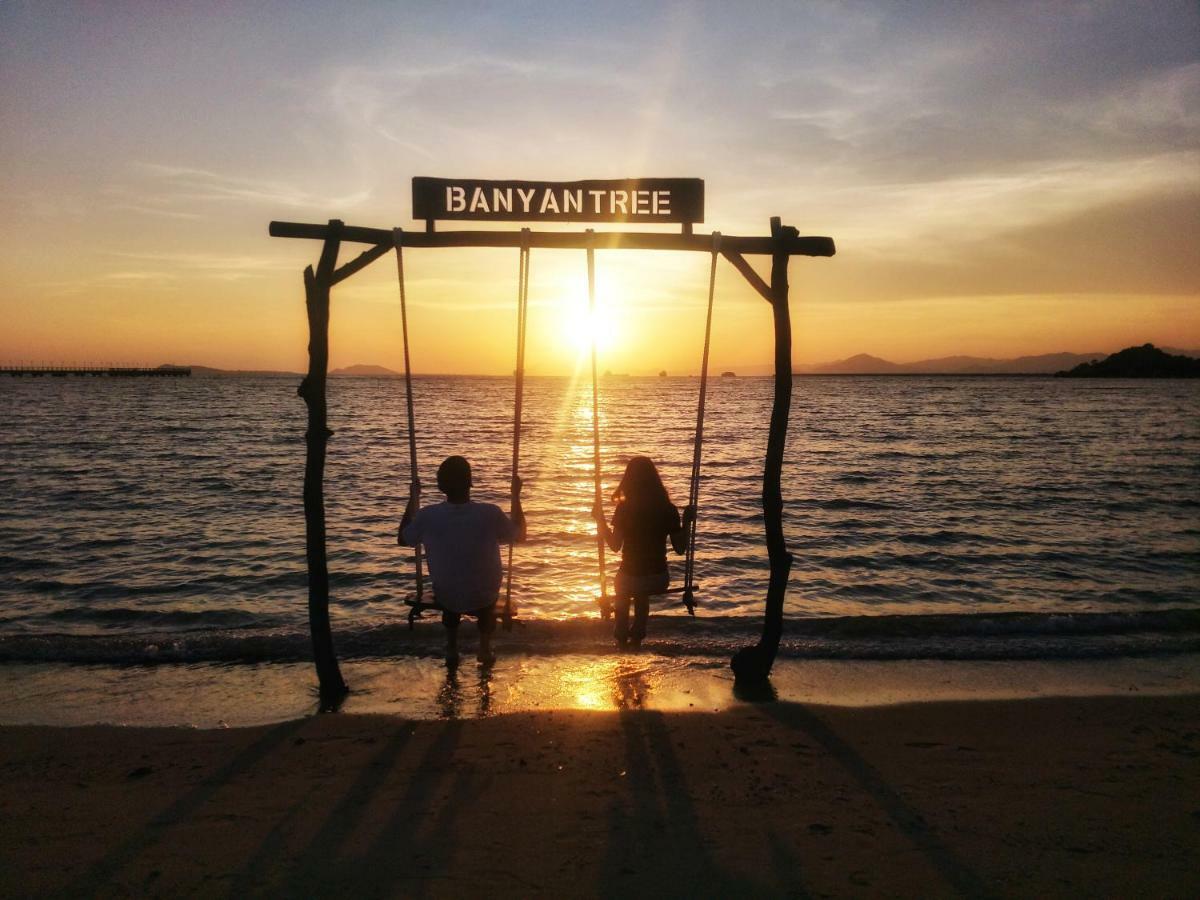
left=593, top=456, right=694, bottom=649
left=399, top=456, right=526, bottom=665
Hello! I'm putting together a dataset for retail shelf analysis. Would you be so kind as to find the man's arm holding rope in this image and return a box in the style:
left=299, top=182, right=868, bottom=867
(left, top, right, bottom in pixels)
left=509, top=475, right=527, bottom=543
left=397, top=481, right=421, bottom=546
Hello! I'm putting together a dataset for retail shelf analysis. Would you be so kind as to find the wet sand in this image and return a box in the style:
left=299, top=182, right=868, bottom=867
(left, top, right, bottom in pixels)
left=2, top=694, right=1198, bottom=898
left=6, top=653, right=1200, bottom=728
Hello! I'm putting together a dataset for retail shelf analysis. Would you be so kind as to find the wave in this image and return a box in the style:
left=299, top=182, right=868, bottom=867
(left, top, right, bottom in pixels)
left=0, top=555, right=58, bottom=572
left=2, top=609, right=1197, bottom=666
left=41, top=606, right=276, bottom=628
left=797, top=498, right=897, bottom=511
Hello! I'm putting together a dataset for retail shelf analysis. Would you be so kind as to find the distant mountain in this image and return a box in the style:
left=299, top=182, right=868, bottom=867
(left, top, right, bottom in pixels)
left=795, top=351, right=1108, bottom=375
left=1162, top=347, right=1200, bottom=359
left=808, top=353, right=905, bottom=374
left=1057, top=344, right=1200, bottom=378
left=903, top=352, right=1108, bottom=375
left=330, top=364, right=400, bottom=376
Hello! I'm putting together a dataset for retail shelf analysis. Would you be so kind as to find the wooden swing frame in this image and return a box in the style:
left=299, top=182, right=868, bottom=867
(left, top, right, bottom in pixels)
left=268, top=216, right=835, bottom=703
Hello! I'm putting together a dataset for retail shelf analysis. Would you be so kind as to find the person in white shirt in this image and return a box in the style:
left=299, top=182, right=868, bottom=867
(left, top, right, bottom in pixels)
left=398, top=455, right=526, bottom=664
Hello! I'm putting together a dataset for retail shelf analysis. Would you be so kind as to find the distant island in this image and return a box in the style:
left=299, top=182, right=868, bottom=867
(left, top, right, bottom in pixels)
left=187, top=365, right=300, bottom=378
left=162, top=348, right=1200, bottom=379
left=183, top=364, right=399, bottom=377
left=329, top=364, right=400, bottom=377
left=1056, top=344, right=1200, bottom=378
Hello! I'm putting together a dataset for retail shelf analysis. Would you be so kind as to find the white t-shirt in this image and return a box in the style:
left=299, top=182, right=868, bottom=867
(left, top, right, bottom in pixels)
left=401, top=500, right=515, bottom=613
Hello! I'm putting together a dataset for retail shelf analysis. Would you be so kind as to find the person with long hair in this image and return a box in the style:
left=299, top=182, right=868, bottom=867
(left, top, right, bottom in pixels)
left=592, top=456, right=694, bottom=648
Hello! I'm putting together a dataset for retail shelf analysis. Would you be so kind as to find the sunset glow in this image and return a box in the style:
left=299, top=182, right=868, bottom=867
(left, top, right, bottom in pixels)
left=0, top=3, right=1196, bottom=372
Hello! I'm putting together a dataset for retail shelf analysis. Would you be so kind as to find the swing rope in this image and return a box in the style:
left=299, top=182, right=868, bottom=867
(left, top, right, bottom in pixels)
left=393, top=229, right=426, bottom=618
left=394, top=227, right=713, bottom=627
left=503, top=228, right=531, bottom=630
left=587, top=231, right=611, bottom=618
left=680, top=231, right=721, bottom=615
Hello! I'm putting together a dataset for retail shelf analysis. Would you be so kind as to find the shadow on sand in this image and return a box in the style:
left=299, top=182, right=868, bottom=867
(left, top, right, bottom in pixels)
left=64, top=668, right=991, bottom=898
left=597, top=665, right=790, bottom=897
left=272, top=666, right=491, bottom=897
left=756, top=700, right=993, bottom=900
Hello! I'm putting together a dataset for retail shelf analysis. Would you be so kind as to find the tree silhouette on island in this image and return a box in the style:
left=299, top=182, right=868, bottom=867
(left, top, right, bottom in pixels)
left=1056, top=344, right=1200, bottom=378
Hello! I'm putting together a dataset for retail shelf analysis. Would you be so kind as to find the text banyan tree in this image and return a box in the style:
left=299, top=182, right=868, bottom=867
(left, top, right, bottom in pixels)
left=412, top=177, right=704, bottom=224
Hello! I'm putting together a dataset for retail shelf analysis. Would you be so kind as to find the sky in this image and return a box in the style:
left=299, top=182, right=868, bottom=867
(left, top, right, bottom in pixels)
left=1, top=1, right=1197, bottom=374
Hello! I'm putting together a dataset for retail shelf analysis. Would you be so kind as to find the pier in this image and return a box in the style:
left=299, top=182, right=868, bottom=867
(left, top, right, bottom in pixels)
left=1, top=366, right=191, bottom=378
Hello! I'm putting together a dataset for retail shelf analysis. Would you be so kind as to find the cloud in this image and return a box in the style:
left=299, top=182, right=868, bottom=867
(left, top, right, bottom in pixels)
left=112, top=163, right=373, bottom=219
left=110, top=204, right=204, bottom=221
left=26, top=192, right=88, bottom=221
left=29, top=270, right=180, bottom=297
left=110, top=249, right=295, bottom=280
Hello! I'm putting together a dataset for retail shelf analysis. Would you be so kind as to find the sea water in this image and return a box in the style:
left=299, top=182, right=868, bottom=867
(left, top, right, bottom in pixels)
left=1, top=375, right=1198, bottom=721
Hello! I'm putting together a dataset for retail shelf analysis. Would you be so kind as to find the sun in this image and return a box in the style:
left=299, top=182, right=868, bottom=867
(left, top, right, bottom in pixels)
left=559, top=279, right=620, bottom=355
left=561, top=303, right=618, bottom=354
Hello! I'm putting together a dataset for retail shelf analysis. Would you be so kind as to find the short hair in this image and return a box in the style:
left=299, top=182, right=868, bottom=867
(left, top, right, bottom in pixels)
left=437, top=455, right=471, bottom=494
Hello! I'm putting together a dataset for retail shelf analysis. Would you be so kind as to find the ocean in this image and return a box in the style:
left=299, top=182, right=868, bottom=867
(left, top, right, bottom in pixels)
left=1, top=374, right=1198, bottom=722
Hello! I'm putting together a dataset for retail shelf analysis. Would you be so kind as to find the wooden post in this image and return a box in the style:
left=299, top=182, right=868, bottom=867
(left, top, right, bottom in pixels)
left=731, top=216, right=796, bottom=683
left=297, top=219, right=348, bottom=706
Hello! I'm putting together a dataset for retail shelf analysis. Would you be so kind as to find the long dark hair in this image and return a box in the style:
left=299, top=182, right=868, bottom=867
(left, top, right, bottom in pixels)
left=612, top=456, right=672, bottom=510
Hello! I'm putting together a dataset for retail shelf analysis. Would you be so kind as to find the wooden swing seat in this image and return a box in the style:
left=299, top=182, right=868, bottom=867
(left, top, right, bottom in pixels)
left=404, top=594, right=520, bottom=629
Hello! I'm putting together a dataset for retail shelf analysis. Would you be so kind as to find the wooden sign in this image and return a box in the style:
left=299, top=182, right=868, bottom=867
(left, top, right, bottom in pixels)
left=412, top=177, right=704, bottom=224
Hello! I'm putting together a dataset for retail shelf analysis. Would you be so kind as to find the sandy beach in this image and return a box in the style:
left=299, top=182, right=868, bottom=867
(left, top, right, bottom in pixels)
left=2, top=692, right=1197, bottom=898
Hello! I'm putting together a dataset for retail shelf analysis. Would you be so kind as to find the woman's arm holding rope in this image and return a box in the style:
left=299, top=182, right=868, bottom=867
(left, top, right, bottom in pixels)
left=591, top=502, right=623, bottom=552
left=669, top=505, right=696, bottom=554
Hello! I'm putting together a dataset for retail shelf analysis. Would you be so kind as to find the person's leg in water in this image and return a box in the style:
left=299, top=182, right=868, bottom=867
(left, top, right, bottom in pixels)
left=613, top=591, right=633, bottom=648
left=476, top=603, right=497, bottom=665
left=441, top=610, right=462, bottom=666
left=630, top=593, right=650, bottom=648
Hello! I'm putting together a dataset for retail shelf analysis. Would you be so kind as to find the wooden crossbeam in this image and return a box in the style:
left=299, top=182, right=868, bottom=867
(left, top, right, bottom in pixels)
left=269, top=220, right=835, bottom=258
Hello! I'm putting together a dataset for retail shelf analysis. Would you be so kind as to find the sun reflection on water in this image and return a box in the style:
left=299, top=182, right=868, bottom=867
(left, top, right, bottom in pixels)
left=554, top=657, right=654, bottom=711
left=421, top=656, right=661, bottom=717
